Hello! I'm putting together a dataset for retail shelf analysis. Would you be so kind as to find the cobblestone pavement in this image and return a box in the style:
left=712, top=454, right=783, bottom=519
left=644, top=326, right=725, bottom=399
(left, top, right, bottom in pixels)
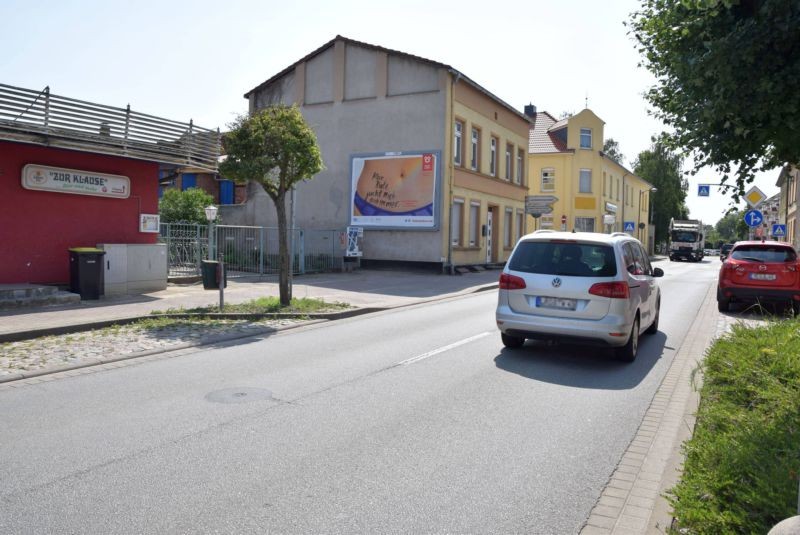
left=0, top=317, right=304, bottom=379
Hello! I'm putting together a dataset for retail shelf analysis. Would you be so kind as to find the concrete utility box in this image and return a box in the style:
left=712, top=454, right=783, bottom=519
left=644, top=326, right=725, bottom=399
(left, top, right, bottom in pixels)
left=97, top=243, right=167, bottom=295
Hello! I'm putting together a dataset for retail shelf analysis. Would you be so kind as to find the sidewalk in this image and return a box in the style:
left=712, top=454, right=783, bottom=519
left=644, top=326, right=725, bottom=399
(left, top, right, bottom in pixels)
left=0, top=269, right=502, bottom=340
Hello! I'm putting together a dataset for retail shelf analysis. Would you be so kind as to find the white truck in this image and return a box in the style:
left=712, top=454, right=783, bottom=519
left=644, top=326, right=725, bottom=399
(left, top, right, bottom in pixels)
left=669, top=219, right=705, bottom=262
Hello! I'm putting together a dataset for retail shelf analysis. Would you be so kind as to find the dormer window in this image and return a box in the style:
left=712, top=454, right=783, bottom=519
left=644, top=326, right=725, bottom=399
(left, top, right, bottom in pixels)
left=580, top=128, right=592, bottom=149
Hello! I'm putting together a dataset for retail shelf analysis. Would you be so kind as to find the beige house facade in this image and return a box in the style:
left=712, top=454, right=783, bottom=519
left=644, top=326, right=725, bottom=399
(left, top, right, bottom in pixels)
left=525, top=108, right=656, bottom=251
left=238, top=35, right=529, bottom=271
left=776, top=165, right=799, bottom=248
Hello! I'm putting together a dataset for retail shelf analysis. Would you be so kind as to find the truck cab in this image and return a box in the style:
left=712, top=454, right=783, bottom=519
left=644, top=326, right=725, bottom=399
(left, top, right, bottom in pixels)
left=669, top=219, right=705, bottom=262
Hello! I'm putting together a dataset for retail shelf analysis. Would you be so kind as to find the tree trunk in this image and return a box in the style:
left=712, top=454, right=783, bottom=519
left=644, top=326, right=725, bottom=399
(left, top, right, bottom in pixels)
left=274, top=192, right=291, bottom=306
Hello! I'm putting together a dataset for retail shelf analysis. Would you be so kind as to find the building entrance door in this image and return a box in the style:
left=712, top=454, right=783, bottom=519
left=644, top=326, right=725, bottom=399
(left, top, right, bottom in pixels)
left=486, top=209, right=493, bottom=263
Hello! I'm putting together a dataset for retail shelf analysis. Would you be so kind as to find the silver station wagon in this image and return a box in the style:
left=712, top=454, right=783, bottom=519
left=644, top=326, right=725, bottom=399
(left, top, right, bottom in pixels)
left=495, top=231, right=664, bottom=362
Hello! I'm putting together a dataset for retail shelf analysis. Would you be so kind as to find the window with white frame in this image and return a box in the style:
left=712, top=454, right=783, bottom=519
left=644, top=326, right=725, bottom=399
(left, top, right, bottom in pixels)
left=541, top=168, right=555, bottom=192
left=579, top=169, right=592, bottom=193
left=490, top=137, right=498, bottom=176
left=540, top=214, right=554, bottom=229
left=516, top=210, right=524, bottom=240
left=471, top=128, right=479, bottom=171
left=580, top=128, right=592, bottom=149
left=505, top=144, right=513, bottom=180
left=516, top=149, right=524, bottom=184
left=469, top=201, right=480, bottom=246
left=450, top=198, right=464, bottom=246
left=504, top=208, right=513, bottom=247
left=575, top=217, right=595, bottom=232
left=454, top=121, right=463, bottom=166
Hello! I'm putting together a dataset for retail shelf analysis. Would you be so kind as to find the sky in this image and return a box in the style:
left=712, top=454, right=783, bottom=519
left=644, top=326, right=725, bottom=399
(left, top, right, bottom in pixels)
left=2, top=0, right=779, bottom=225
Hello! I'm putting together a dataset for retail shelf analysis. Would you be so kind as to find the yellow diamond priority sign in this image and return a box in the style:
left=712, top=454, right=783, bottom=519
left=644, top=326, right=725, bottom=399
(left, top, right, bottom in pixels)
left=744, top=186, right=766, bottom=208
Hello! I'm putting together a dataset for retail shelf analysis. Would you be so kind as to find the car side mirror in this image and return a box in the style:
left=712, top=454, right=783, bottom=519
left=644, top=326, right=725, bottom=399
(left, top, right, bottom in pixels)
left=653, top=267, right=664, bottom=277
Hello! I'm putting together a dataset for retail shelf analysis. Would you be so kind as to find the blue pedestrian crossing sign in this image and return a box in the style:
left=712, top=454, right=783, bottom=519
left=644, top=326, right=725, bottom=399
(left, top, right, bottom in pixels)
left=772, top=224, right=787, bottom=237
left=698, top=185, right=710, bottom=197
left=743, top=209, right=763, bottom=228
left=624, top=221, right=636, bottom=233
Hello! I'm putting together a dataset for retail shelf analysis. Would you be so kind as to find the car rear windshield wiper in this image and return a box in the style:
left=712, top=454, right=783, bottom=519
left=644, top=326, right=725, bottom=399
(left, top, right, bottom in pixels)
left=739, top=256, right=764, bottom=262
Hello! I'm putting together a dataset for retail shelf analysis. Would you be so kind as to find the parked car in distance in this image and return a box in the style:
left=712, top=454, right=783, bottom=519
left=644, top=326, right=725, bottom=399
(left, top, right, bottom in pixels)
left=717, top=240, right=800, bottom=314
left=496, top=231, right=664, bottom=362
left=720, top=243, right=734, bottom=261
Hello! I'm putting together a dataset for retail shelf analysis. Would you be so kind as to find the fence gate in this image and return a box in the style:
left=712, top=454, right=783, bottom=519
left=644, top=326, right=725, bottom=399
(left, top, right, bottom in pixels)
left=159, top=223, right=346, bottom=279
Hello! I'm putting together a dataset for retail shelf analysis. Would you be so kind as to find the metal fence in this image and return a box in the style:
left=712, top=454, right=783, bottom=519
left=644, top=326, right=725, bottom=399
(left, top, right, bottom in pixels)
left=159, top=223, right=344, bottom=278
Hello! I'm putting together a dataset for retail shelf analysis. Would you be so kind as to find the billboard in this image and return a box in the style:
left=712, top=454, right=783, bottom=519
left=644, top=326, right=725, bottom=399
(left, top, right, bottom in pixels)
left=350, top=152, right=438, bottom=228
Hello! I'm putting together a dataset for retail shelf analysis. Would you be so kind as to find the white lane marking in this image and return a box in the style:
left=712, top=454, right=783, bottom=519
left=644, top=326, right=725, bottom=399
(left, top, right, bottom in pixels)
left=396, top=331, right=492, bottom=367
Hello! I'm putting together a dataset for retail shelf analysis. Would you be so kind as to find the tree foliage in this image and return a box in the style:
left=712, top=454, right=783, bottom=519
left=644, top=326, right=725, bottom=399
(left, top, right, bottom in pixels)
left=158, top=187, right=215, bottom=225
left=219, top=105, right=324, bottom=306
left=633, top=140, right=689, bottom=245
left=628, top=0, right=800, bottom=199
left=715, top=209, right=749, bottom=242
left=602, top=138, right=625, bottom=165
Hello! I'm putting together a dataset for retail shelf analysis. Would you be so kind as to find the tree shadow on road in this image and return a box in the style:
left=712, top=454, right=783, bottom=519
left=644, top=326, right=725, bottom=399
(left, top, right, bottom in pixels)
left=493, top=331, right=667, bottom=390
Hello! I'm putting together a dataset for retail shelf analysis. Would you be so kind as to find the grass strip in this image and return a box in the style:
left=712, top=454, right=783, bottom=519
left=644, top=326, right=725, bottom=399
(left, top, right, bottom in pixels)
left=151, top=297, right=350, bottom=315
left=668, top=319, right=800, bottom=534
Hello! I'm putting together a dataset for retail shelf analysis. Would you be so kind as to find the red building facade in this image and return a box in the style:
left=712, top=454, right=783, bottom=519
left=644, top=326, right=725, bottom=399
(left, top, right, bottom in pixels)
left=0, top=141, right=160, bottom=284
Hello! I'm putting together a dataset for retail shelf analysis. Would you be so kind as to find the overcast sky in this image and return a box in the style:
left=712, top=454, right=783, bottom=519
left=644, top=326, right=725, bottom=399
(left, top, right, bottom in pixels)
left=3, top=0, right=778, bottom=225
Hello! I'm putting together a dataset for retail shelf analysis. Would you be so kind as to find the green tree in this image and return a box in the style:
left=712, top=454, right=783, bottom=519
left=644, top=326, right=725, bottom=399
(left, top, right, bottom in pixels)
left=159, top=187, right=215, bottom=225
left=602, top=138, right=625, bottom=165
left=715, top=209, right=749, bottom=242
left=633, top=140, right=689, bottom=246
left=628, top=0, right=800, bottom=199
left=219, top=106, right=323, bottom=306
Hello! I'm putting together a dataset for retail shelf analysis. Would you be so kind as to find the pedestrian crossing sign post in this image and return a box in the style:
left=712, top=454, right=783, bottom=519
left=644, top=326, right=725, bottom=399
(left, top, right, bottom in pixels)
left=624, top=221, right=635, bottom=233
left=698, top=185, right=710, bottom=197
left=772, top=224, right=787, bottom=238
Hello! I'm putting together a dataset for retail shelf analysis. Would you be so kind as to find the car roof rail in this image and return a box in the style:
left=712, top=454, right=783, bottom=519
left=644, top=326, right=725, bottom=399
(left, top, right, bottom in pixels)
left=610, top=232, right=629, bottom=238
left=533, top=229, right=555, bottom=233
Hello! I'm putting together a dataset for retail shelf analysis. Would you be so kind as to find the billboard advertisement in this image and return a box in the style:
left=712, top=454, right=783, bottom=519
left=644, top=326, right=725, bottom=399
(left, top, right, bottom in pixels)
left=350, top=151, right=438, bottom=228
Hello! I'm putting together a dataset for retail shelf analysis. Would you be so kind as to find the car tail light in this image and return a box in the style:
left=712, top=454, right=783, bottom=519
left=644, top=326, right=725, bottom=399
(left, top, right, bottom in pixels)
left=589, top=281, right=630, bottom=299
left=499, top=273, right=526, bottom=290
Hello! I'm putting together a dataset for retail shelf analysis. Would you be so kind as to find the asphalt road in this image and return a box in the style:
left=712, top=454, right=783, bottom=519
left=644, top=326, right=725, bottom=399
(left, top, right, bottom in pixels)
left=0, top=260, right=721, bottom=534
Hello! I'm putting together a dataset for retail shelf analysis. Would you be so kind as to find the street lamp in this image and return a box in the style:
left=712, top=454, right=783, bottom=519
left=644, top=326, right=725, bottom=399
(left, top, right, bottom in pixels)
left=204, top=205, right=218, bottom=260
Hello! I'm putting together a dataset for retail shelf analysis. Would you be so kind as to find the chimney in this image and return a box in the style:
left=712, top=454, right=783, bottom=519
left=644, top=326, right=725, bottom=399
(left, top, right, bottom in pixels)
left=524, top=103, right=537, bottom=118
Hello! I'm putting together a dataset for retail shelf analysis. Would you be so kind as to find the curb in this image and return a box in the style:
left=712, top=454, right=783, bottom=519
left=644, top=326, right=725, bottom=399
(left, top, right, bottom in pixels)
left=579, top=282, right=718, bottom=534
left=0, top=283, right=499, bottom=384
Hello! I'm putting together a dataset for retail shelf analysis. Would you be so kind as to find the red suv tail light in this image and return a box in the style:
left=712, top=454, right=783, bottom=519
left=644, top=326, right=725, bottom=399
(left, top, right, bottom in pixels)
left=589, top=281, right=630, bottom=299
left=499, top=273, right=526, bottom=290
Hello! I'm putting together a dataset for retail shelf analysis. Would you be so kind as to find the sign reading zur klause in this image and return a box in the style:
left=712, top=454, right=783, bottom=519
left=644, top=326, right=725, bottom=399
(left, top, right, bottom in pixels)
left=22, top=164, right=130, bottom=199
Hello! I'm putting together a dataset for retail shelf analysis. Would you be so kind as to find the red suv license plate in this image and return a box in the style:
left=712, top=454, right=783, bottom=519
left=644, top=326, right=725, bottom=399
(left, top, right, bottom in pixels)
left=537, top=296, right=577, bottom=310
left=749, top=273, right=776, bottom=281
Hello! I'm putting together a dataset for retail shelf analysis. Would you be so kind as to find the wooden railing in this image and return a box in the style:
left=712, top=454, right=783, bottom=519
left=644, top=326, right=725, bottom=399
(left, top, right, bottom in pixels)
left=0, top=83, right=220, bottom=171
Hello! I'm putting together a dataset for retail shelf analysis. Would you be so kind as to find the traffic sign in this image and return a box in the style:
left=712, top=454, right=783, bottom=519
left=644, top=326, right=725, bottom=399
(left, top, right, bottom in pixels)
left=525, top=195, right=558, bottom=216
left=743, top=209, right=763, bottom=227
left=624, top=221, right=635, bottom=233
left=698, top=185, right=710, bottom=197
left=744, top=186, right=766, bottom=208
left=772, top=224, right=787, bottom=237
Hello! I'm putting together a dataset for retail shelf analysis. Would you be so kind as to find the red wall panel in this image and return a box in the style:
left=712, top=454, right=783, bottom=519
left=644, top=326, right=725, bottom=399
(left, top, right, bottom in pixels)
left=0, top=141, right=159, bottom=284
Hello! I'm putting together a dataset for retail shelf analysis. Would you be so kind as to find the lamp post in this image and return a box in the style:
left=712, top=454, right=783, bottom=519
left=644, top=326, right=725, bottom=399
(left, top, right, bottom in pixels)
left=204, top=205, right=218, bottom=260
left=204, top=205, right=224, bottom=310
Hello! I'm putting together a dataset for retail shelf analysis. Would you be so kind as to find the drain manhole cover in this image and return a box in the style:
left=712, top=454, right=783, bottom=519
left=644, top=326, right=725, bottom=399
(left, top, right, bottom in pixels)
left=205, top=387, right=273, bottom=404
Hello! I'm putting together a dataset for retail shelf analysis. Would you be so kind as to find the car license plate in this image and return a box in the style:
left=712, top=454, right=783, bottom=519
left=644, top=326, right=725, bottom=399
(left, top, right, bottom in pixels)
left=536, top=296, right=577, bottom=310
left=749, top=273, right=776, bottom=281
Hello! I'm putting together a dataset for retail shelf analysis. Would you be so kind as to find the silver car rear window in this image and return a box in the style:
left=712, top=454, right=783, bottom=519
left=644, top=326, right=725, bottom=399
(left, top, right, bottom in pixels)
left=508, top=241, right=617, bottom=277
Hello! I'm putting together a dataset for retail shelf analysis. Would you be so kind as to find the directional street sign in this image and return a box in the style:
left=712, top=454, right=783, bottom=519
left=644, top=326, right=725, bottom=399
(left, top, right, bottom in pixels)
left=624, top=221, right=636, bottom=233
left=525, top=195, right=558, bottom=216
left=698, top=185, right=710, bottom=197
left=744, top=186, right=767, bottom=208
left=772, top=224, right=787, bottom=238
left=743, top=209, right=764, bottom=228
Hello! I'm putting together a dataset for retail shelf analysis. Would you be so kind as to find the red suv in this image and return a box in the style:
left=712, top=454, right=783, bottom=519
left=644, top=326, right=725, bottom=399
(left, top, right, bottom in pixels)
left=717, top=240, right=800, bottom=313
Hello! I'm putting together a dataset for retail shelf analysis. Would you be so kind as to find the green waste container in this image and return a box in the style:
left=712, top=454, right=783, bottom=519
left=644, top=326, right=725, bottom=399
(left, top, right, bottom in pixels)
left=201, top=260, right=226, bottom=289
left=69, top=247, right=106, bottom=300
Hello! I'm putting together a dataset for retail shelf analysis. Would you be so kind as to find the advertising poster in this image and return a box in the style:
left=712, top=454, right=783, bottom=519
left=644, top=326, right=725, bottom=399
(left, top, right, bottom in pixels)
left=351, top=152, right=438, bottom=228
left=22, top=164, right=130, bottom=199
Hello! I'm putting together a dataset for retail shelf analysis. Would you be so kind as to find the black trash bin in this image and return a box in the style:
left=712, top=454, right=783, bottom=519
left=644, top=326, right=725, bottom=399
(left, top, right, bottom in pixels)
left=201, top=260, right=227, bottom=289
left=69, top=247, right=106, bottom=300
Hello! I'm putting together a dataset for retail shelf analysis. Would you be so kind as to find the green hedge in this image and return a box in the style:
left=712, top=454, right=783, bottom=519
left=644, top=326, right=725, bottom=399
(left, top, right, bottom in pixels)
left=668, top=320, right=800, bottom=533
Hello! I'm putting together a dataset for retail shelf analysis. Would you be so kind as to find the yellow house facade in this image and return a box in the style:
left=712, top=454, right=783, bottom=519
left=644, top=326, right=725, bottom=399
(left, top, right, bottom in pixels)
left=444, top=78, right=531, bottom=267
left=525, top=107, right=656, bottom=251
